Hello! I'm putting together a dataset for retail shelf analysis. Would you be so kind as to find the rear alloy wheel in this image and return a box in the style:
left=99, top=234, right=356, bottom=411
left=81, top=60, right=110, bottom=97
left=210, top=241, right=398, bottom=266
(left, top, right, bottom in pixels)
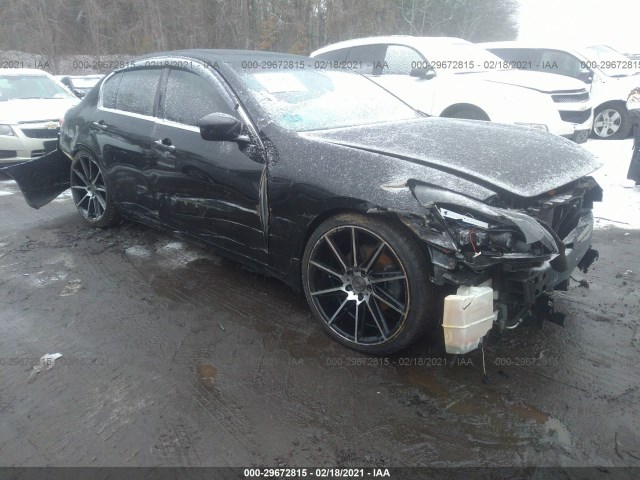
left=592, top=105, right=631, bottom=139
left=302, top=213, right=437, bottom=355
left=70, top=151, right=120, bottom=228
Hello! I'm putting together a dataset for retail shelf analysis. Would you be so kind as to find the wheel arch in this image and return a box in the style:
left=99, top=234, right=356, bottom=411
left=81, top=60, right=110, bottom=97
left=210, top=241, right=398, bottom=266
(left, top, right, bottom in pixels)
left=296, top=206, right=433, bottom=284
left=440, top=103, right=491, bottom=120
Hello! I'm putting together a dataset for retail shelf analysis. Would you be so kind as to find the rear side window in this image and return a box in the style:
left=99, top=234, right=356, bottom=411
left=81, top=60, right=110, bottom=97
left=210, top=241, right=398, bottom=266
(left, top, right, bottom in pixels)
left=346, top=45, right=386, bottom=74
left=101, top=72, right=122, bottom=109
left=489, top=48, right=538, bottom=69
left=113, top=68, right=162, bottom=116
left=314, top=48, right=349, bottom=62
left=162, top=68, right=235, bottom=126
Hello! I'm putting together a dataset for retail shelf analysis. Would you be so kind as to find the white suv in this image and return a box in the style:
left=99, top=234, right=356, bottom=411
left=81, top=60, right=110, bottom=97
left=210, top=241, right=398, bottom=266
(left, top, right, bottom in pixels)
left=481, top=42, right=640, bottom=139
left=311, top=36, right=593, bottom=143
left=0, top=69, right=79, bottom=164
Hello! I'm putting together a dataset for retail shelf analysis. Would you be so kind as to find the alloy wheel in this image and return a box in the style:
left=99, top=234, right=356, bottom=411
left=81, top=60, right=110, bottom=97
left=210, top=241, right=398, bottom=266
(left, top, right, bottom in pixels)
left=71, top=154, right=107, bottom=221
left=306, top=225, right=410, bottom=346
left=593, top=108, right=622, bottom=138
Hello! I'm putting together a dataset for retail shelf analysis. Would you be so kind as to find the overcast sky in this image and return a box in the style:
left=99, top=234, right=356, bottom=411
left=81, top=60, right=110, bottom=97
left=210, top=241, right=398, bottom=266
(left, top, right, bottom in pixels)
left=517, top=0, right=640, bottom=53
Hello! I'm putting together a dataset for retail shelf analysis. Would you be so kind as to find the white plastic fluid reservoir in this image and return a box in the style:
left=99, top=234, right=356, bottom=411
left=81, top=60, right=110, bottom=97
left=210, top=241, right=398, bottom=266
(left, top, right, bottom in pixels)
left=442, top=286, right=496, bottom=354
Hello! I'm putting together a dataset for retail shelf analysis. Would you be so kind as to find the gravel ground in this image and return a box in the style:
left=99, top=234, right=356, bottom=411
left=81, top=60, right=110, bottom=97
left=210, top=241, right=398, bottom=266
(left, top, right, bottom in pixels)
left=0, top=164, right=639, bottom=473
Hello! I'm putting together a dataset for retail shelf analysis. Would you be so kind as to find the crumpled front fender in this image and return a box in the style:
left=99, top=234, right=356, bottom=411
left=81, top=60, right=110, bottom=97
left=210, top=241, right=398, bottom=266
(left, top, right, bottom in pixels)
left=1, top=149, right=71, bottom=209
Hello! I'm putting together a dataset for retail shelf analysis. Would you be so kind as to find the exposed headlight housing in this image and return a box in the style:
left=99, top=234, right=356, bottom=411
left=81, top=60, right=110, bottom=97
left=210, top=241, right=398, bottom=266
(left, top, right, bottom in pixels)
left=0, top=125, right=15, bottom=136
left=438, top=207, right=518, bottom=254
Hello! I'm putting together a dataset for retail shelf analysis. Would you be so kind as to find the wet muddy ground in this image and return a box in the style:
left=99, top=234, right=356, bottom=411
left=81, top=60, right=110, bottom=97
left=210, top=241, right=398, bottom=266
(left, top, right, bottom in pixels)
left=0, top=175, right=639, bottom=470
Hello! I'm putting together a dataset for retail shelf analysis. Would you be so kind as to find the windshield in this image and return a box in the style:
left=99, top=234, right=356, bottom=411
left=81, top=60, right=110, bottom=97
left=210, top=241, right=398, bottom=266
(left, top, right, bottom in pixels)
left=70, top=77, right=102, bottom=89
left=238, top=68, right=420, bottom=132
left=415, top=40, right=508, bottom=73
left=582, top=45, right=640, bottom=77
left=0, top=75, right=76, bottom=101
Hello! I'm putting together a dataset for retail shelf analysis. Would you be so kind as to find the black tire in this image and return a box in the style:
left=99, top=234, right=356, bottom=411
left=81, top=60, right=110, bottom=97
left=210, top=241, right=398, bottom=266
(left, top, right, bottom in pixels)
left=592, top=103, right=632, bottom=140
left=302, top=213, right=438, bottom=355
left=69, top=150, right=120, bottom=228
left=443, top=107, right=490, bottom=121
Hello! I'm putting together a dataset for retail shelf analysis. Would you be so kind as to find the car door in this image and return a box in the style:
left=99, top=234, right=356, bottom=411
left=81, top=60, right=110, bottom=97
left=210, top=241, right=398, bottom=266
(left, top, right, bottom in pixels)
left=151, top=64, right=267, bottom=261
left=93, top=67, right=163, bottom=218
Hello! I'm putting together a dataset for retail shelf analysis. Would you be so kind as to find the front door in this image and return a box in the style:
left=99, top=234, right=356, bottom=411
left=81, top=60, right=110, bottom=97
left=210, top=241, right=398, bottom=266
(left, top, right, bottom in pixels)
left=151, top=65, right=267, bottom=261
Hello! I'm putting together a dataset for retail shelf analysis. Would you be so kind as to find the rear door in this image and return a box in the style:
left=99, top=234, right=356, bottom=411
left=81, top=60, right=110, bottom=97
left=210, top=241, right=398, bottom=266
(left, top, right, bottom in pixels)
left=94, top=67, right=163, bottom=219
left=151, top=64, right=267, bottom=260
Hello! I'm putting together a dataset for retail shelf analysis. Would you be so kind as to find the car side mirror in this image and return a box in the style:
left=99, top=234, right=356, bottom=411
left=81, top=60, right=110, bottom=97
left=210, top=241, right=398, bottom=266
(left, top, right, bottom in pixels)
left=410, top=67, right=436, bottom=80
left=198, top=112, right=248, bottom=142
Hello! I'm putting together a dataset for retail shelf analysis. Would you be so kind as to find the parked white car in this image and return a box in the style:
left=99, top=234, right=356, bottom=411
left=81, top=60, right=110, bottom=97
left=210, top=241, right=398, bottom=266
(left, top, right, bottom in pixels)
left=0, top=69, right=79, bottom=164
left=481, top=42, right=640, bottom=139
left=311, top=36, right=593, bottom=143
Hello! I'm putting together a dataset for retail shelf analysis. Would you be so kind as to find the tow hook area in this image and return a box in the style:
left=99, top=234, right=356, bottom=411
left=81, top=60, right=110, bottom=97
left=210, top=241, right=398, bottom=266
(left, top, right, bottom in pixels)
left=534, top=294, right=566, bottom=328
left=578, top=247, right=599, bottom=273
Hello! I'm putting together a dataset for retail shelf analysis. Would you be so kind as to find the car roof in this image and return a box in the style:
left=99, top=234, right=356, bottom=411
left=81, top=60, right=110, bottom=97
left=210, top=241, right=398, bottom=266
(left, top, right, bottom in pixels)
left=137, top=49, right=310, bottom=65
left=311, top=35, right=469, bottom=56
left=478, top=41, right=586, bottom=53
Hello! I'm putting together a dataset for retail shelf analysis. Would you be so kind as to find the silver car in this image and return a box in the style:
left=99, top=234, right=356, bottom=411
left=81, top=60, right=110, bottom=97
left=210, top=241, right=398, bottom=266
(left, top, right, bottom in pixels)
left=0, top=69, right=78, bottom=164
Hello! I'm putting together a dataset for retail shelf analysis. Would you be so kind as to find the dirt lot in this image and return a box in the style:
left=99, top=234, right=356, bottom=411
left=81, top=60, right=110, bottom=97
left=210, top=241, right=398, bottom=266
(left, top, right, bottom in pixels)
left=0, top=173, right=639, bottom=473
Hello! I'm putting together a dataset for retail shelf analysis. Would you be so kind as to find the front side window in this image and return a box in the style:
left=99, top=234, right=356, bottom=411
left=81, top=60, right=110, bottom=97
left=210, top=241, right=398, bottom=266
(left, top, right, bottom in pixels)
left=539, top=50, right=584, bottom=79
left=383, top=45, right=426, bottom=75
left=162, top=68, right=235, bottom=126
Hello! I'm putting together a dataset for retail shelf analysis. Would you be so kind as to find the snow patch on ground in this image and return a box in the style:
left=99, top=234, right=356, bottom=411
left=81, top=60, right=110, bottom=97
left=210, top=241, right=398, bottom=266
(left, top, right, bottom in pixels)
left=125, top=246, right=151, bottom=258
left=0, top=189, right=14, bottom=196
left=584, top=139, right=640, bottom=230
left=53, top=190, right=72, bottom=202
left=156, top=241, right=201, bottom=267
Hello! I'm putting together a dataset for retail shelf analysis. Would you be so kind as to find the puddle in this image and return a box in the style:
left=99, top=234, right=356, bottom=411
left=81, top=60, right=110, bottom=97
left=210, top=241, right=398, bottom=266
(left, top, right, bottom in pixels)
left=196, top=363, right=217, bottom=391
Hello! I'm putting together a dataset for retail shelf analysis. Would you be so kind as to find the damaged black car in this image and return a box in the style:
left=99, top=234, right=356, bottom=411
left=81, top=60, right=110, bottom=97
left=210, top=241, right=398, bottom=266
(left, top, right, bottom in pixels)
left=3, top=50, right=603, bottom=356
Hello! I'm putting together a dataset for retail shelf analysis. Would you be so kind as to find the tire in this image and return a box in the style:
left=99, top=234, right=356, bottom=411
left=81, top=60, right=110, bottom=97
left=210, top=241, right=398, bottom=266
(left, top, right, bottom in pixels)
left=592, top=103, right=632, bottom=139
left=443, top=107, right=490, bottom=121
left=69, top=150, right=120, bottom=228
left=301, top=213, right=438, bottom=355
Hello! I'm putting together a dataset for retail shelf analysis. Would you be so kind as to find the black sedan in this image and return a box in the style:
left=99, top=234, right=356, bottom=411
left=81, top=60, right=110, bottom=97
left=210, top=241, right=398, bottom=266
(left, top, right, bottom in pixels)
left=4, top=50, right=602, bottom=355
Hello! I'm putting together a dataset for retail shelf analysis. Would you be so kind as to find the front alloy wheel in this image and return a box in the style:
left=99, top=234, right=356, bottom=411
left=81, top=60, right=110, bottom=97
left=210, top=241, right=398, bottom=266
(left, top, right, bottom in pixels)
left=70, top=151, right=120, bottom=228
left=302, top=213, right=437, bottom=355
left=592, top=105, right=631, bottom=139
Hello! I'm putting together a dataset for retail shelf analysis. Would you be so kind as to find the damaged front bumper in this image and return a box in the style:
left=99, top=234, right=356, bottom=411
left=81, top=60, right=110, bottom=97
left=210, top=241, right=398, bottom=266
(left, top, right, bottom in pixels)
left=397, top=181, right=602, bottom=354
left=0, top=149, right=71, bottom=209
left=438, top=210, right=597, bottom=354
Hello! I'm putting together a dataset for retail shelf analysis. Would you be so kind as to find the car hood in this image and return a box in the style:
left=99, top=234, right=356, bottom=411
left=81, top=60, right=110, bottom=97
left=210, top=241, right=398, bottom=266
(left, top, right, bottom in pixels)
left=0, top=98, right=78, bottom=124
left=465, top=69, right=587, bottom=93
left=302, top=118, right=602, bottom=199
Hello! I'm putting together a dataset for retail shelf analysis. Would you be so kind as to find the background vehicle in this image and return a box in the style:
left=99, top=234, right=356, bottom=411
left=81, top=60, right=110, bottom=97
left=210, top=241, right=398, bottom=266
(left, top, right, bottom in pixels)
left=481, top=41, right=640, bottom=139
left=3, top=51, right=602, bottom=356
left=311, top=36, right=593, bottom=143
left=0, top=69, right=78, bottom=164
left=57, top=75, right=104, bottom=98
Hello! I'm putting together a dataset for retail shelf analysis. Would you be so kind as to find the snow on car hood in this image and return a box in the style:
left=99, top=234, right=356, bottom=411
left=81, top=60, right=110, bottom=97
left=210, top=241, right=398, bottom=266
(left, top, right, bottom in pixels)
left=466, top=69, right=587, bottom=93
left=0, top=98, right=78, bottom=124
left=303, top=118, right=602, bottom=199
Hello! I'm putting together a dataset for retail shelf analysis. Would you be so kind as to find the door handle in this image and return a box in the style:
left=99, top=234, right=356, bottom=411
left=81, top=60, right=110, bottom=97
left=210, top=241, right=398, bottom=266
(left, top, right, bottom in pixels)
left=154, top=138, right=176, bottom=153
left=91, top=121, right=107, bottom=131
